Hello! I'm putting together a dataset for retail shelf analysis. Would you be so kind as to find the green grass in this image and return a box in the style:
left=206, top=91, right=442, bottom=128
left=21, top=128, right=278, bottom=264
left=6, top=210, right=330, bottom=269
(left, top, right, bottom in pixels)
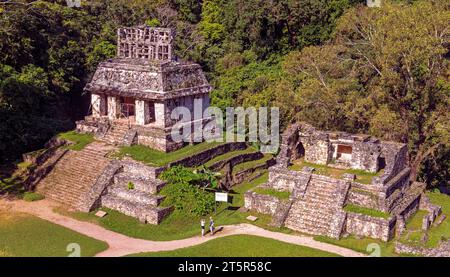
left=344, top=204, right=391, bottom=219
left=56, top=172, right=294, bottom=241
left=22, top=192, right=45, bottom=202
left=405, top=210, right=428, bottom=231
left=253, top=187, right=291, bottom=200
left=314, top=235, right=398, bottom=257
left=233, top=154, right=273, bottom=173
left=58, top=131, right=95, bottom=151
left=0, top=212, right=108, bottom=257
left=128, top=235, right=339, bottom=257
left=289, top=159, right=380, bottom=184
left=425, top=192, right=450, bottom=247
left=397, top=192, right=450, bottom=248
left=204, top=147, right=257, bottom=168
left=114, top=141, right=225, bottom=166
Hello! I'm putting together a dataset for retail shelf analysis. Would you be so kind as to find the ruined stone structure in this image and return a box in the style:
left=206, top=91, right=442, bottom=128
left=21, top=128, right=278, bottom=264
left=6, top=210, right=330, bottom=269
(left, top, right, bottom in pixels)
left=245, top=123, right=439, bottom=242
left=77, top=26, right=212, bottom=152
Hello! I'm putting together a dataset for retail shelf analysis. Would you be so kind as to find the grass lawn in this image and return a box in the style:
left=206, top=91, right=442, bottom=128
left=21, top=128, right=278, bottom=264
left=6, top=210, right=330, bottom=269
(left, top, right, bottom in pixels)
left=253, top=187, right=291, bottom=200
left=56, top=173, right=294, bottom=241
left=204, top=147, right=257, bottom=168
left=399, top=192, right=450, bottom=248
left=128, top=235, right=340, bottom=257
left=58, top=131, right=95, bottom=151
left=314, top=235, right=398, bottom=257
left=289, top=159, right=380, bottom=185
left=343, top=204, right=391, bottom=219
left=0, top=212, right=108, bottom=257
left=113, top=141, right=225, bottom=167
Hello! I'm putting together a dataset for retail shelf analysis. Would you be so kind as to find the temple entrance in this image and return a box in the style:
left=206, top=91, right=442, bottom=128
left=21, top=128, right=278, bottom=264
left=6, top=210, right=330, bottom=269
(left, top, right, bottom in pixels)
left=120, top=97, right=135, bottom=118
left=336, top=145, right=353, bottom=162
left=294, top=142, right=305, bottom=160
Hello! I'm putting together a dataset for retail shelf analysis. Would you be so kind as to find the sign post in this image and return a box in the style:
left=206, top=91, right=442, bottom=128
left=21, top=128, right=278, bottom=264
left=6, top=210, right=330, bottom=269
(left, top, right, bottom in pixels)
left=215, top=192, right=229, bottom=214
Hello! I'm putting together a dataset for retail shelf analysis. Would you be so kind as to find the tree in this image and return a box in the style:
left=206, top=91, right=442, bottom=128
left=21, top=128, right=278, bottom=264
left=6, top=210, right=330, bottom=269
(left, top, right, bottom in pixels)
left=272, top=0, right=449, bottom=185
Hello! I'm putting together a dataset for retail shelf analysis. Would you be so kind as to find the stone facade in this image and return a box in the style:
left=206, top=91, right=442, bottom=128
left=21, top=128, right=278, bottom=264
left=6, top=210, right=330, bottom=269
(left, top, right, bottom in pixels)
left=76, top=25, right=212, bottom=152
left=345, top=213, right=396, bottom=242
left=244, top=122, right=437, bottom=242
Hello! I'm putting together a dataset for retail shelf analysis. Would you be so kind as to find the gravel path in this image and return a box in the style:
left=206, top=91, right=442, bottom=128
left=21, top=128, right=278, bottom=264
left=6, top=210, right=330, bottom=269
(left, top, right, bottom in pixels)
left=1, top=199, right=365, bottom=257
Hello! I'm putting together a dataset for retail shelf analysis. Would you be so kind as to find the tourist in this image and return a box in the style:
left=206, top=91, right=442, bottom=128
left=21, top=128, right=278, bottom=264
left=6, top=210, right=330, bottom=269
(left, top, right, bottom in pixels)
left=209, top=217, right=215, bottom=236
left=200, top=219, right=205, bottom=237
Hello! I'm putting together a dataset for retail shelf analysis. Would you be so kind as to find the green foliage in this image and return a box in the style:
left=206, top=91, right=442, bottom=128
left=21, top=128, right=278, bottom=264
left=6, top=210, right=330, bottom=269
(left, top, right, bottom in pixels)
left=58, top=131, right=94, bottom=151
left=127, top=182, right=135, bottom=190
left=160, top=182, right=215, bottom=216
left=160, top=166, right=217, bottom=216
left=22, top=192, right=45, bottom=202
left=145, top=18, right=161, bottom=27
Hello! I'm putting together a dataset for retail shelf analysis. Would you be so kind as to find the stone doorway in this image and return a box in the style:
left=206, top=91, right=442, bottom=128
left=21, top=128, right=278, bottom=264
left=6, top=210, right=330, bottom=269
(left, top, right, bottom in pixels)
left=120, top=97, right=135, bottom=118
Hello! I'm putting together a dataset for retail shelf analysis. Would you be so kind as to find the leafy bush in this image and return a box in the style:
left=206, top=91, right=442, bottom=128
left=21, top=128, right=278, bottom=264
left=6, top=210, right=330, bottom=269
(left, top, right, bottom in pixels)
left=22, top=192, right=45, bottom=202
left=127, top=182, right=135, bottom=190
left=160, top=166, right=216, bottom=216
left=160, top=182, right=215, bottom=216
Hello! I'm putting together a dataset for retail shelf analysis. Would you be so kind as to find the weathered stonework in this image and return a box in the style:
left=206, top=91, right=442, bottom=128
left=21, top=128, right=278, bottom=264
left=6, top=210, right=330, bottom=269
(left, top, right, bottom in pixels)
left=345, top=213, right=396, bottom=242
left=244, top=122, right=437, bottom=242
left=76, top=25, right=212, bottom=152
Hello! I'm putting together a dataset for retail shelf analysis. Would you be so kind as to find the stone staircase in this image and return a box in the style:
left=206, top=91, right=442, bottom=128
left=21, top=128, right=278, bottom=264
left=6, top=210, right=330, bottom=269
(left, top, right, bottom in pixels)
left=101, top=123, right=130, bottom=145
left=36, top=142, right=113, bottom=209
left=100, top=162, right=173, bottom=224
left=284, top=176, right=348, bottom=238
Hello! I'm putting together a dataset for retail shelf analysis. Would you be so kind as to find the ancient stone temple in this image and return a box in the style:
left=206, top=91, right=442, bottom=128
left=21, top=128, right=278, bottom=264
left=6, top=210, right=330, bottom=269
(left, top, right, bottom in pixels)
left=77, top=26, right=212, bottom=152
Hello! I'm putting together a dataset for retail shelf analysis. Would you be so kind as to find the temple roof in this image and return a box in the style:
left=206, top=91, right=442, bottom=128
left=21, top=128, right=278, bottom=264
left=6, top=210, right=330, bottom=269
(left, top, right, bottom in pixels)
left=85, top=58, right=212, bottom=100
left=85, top=26, right=212, bottom=101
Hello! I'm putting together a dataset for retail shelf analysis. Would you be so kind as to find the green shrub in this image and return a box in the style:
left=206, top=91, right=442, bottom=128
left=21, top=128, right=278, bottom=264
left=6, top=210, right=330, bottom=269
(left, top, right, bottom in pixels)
left=160, top=166, right=216, bottom=216
left=127, top=182, right=135, bottom=190
left=22, top=192, right=45, bottom=202
left=160, top=182, right=215, bottom=216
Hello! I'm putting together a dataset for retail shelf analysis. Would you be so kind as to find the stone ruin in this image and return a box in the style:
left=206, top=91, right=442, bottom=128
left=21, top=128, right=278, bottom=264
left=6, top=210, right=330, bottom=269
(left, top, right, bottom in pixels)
left=76, top=25, right=212, bottom=152
left=245, top=122, right=441, bottom=242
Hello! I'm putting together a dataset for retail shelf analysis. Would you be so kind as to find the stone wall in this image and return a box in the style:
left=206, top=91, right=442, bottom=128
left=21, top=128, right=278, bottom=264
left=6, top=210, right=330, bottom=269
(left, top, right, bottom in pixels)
left=349, top=140, right=381, bottom=173
left=373, top=142, right=408, bottom=185
left=301, top=134, right=330, bottom=165
left=419, top=194, right=442, bottom=231
left=395, top=241, right=450, bottom=257
left=346, top=187, right=380, bottom=210
left=244, top=190, right=283, bottom=216
left=208, top=152, right=263, bottom=171
left=267, top=167, right=310, bottom=193
left=345, top=212, right=396, bottom=242
left=168, top=142, right=247, bottom=168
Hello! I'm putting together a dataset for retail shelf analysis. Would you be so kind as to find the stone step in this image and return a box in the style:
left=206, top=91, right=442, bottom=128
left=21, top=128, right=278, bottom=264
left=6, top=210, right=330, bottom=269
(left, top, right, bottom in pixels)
left=285, top=220, right=329, bottom=236
left=36, top=144, right=110, bottom=209
left=108, top=186, right=164, bottom=207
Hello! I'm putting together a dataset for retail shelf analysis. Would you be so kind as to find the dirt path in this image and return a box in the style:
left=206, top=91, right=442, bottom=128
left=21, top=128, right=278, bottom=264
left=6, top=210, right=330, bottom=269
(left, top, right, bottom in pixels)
left=0, top=199, right=365, bottom=257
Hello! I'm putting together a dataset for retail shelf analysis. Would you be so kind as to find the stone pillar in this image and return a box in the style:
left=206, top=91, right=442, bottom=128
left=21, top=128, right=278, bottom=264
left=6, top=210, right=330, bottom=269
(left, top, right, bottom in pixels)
left=91, top=94, right=106, bottom=117
left=154, top=101, right=166, bottom=127
left=135, top=99, right=151, bottom=125
left=107, top=96, right=120, bottom=120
